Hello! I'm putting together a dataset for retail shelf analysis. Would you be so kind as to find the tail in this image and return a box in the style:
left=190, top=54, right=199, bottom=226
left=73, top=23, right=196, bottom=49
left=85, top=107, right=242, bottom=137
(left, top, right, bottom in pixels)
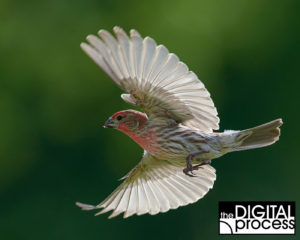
left=221, top=119, right=283, bottom=152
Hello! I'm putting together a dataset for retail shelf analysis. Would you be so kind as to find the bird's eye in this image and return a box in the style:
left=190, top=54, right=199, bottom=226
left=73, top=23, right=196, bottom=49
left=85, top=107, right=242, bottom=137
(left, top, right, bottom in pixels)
left=116, top=115, right=123, bottom=121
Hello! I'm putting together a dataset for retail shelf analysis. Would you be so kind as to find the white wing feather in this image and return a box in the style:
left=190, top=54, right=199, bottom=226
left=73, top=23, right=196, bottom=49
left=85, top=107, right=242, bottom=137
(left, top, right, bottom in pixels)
left=81, top=26, right=219, bottom=132
left=76, top=152, right=216, bottom=218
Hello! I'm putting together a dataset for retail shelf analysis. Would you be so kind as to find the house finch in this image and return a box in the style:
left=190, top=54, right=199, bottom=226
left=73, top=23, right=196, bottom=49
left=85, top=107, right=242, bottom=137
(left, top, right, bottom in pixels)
left=76, top=27, right=282, bottom=218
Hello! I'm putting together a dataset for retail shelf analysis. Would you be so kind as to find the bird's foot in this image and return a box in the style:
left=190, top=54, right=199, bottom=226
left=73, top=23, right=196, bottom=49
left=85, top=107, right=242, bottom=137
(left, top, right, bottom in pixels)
left=183, top=151, right=210, bottom=177
left=183, top=161, right=195, bottom=177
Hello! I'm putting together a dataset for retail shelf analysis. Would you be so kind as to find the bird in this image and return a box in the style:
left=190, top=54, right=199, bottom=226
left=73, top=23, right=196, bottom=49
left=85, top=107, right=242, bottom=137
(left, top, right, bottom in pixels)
left=76, top=26, right=282, bottom=219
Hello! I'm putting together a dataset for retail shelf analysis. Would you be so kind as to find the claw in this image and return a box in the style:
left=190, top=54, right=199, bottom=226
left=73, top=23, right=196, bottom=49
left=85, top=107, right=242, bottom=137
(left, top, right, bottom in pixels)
left=184, top=151, right=211, bottom=177
left=183, top=168, right=196, bottom=177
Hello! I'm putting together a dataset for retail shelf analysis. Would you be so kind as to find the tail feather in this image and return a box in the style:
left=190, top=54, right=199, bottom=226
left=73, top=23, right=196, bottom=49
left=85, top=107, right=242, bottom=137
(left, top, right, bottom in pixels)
left=234, top=118, right=283, bottom=151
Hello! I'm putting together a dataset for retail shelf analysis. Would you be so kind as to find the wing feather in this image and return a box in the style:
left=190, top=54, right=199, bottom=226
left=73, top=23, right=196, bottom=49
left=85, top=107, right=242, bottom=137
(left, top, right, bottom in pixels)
left=147, top=173, right=170, bottom=213
left=141, top=37, right=157, bottom=90
left=81, top=27, right=219, bottom=132
left=136, top=177, right=149, bottom=215
left=142, top=174, right=160, bottom=215
left=77, top=152, right=216, bottom=218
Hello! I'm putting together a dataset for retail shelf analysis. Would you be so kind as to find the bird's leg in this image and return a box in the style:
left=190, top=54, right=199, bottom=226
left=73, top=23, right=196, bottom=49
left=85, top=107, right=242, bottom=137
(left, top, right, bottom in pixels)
left=183, top=154, right=194, bottom=177
left=183, top=151, right=210, bottom=177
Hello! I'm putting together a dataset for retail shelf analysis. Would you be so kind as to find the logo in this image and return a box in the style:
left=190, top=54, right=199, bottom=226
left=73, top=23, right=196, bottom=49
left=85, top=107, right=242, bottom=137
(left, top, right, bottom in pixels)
left=219, top=201, right=295, bottom=235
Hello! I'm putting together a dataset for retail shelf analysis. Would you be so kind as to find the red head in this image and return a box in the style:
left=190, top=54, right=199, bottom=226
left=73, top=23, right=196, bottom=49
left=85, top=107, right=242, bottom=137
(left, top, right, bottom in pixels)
left=103, top=110, right=148, bottom=133
left=104, top=109, right=158, bottom=152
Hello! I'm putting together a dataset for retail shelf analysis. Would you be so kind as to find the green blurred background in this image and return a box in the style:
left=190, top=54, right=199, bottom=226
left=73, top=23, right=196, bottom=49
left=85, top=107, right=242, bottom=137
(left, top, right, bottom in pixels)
left=0, top=0, right=299, bottom=239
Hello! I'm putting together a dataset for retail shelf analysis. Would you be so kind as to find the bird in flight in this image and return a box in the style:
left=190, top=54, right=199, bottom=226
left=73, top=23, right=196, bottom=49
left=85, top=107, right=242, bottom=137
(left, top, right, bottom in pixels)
left=76, top=27, right=282, bottom=218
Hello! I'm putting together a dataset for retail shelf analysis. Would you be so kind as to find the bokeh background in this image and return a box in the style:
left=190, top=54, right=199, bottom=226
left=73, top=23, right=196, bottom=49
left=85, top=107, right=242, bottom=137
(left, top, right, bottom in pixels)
left=0, top=0, right=299, bottom=239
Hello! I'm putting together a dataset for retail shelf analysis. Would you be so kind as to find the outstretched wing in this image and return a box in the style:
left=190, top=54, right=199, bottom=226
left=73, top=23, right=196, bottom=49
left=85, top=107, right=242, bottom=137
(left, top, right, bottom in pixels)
left=81, top=27, right=219, bottom=132
left=76, top=152, right=216, bottom=218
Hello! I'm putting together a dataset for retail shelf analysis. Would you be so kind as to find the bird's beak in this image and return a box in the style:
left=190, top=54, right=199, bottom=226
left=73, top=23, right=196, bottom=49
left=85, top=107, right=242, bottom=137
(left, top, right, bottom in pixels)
left=103, top=117, right=117, bottom=128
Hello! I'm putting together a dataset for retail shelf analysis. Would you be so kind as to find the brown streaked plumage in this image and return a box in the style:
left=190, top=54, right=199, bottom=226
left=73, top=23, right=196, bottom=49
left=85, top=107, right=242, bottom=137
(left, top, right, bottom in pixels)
left=76, top=27, right=283, bottom=218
